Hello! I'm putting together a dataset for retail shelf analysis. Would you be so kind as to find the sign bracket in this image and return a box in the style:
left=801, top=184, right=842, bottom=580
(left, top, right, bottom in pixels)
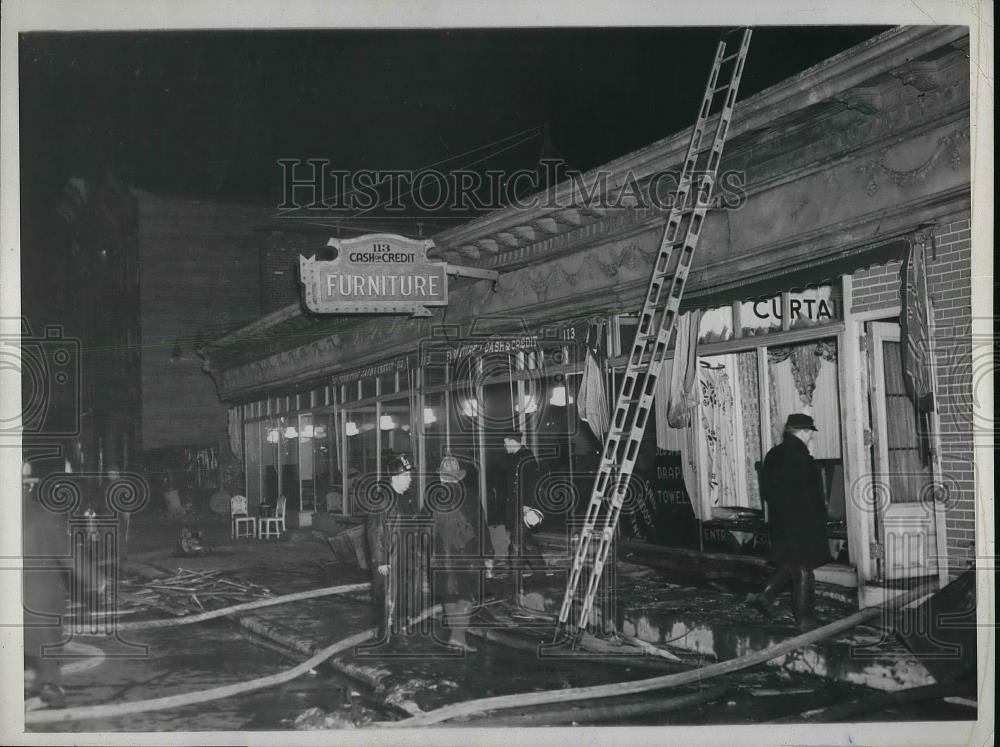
left=444, top=264, right=500, bottom=283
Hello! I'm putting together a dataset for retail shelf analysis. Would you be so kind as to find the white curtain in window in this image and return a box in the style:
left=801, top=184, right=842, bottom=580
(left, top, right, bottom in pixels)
left=699, top=363, right=740, bottom=509
left=768, top=354, right=842, bottom=459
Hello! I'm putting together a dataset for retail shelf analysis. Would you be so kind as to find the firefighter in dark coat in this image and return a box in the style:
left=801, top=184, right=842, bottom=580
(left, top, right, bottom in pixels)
left=365, top=454, right=414, bottom=640
left=501, top=433, right=546, bottom=575
left=748, top=414, right=830, bottom=630
left=22, top=459, right=71, bottom=707
left=431, top=455, right=492, bottom=651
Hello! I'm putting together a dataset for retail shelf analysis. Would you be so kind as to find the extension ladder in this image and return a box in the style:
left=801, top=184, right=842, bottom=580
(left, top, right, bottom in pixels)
left=555, top=28, right=753, bottom=642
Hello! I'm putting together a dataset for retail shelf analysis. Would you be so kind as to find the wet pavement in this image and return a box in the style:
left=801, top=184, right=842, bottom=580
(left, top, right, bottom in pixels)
left=26, top=513, right=976, bottom=730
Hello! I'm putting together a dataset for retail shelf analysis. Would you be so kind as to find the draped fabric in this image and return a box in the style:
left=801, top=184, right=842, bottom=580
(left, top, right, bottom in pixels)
left=699, top=364, right=739, bottom=508
left=767, top=341, right=837, bottom=407
left=736, top=351, right=762, bottom=508
left=655, top=359, right=683, bottom=451
left=768, top=346, right=842, bottom=459
left=578, top=343, right=609, bottom=441
left=900, top=236, right=936, bottom=411
left=768, top=357, right=785, bottom=450
left=667, top=310, right=703, bottom=427
left=681, top=417, right=703, bottom=520
left=655, top=358, right=703, bottom=520
left=900, top=234, right=936, bottom=465
left=228, top=408, right=243, bottom=462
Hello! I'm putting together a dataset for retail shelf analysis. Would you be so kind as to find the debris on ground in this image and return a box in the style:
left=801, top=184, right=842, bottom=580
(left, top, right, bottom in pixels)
left=314, top=524, right=369, bottom=569
left=290, top=706, right=357, bottom=730
left=115, top=567, right=274, bottom=615
left=175, top=528, right=213, bottom=557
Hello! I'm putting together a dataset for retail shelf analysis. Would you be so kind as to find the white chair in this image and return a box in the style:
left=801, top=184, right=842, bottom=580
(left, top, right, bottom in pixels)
left=259, top=495, right=287, bottom=540
left=231, top=495, right=257, bottom=539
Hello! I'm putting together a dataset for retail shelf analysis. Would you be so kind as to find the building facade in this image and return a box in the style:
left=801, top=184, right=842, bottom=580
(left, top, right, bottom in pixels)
left=136, top=191, right=269, bottom=498
left=203, top=26, right=975, bottom=603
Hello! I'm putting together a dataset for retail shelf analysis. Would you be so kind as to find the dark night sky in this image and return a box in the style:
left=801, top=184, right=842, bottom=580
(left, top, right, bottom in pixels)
left=19, top=26, right=891, bottom=214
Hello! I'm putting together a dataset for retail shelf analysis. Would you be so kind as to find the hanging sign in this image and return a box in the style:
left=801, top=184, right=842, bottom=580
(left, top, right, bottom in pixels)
left=299, top=233, right=448, bottom=317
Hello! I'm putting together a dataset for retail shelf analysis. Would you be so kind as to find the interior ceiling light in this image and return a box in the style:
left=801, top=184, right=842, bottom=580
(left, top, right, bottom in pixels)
left=549, top=385, right=574, bottom=407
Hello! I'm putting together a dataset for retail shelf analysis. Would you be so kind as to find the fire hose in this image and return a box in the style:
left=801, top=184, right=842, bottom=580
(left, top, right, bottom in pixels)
left=67, top=582, right=371, bottom=633
left=27, top=600, right=442, bottom=726
left=380, top=584, right=933, bottom=727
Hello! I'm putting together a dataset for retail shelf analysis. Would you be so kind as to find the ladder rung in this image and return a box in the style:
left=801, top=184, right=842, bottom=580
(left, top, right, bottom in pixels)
left=556, top=29, right=752, bottom=640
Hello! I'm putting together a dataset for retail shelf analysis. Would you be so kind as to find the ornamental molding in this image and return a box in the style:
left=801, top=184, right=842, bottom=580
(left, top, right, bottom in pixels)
left=855, top=126, right=970, bottom=197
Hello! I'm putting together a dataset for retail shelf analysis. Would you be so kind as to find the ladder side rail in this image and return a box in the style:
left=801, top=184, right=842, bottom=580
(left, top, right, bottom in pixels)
left=556, top=36, right=732, bottom=631
left=570, top=29, right=753, bottom=635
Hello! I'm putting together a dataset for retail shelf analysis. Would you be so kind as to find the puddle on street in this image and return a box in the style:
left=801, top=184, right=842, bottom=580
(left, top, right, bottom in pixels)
left=30, top=561, right=971, bottom=730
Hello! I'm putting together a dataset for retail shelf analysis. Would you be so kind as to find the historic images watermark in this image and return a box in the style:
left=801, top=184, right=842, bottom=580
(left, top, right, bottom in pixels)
left=0, top=320, right=82, bottom=443
left=6, top=316, right=151, bottom=667
left=276, top=158, right=749, bottom=215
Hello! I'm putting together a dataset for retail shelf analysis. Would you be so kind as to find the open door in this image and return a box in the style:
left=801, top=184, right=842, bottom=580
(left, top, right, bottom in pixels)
left=867, top=321, right=941, bottom=582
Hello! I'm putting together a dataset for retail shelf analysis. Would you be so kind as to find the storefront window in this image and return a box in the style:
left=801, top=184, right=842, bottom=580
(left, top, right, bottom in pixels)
left=379, top=373, right=397, bottom=397
left=766, top=339, right=841, bottom=458
left=244, top=420, right=262, bottom=509
left=788, top=285, right=842, bottom=329
left=380, top=401, right=412, bottom=464
left=280, top=418, right=299, bottom=507
left=739, top=295, right=784, bottom=337
left=309, top=412, right=335, bottom=513
left=423, top=391, right=449, bottom=470
left=297, top=413, right=314, bottom=512
left=736, top=350, right=763, bottom=508
left=767, top=337, right=846, bottom=531
left=262, top=418, right=280, bottom=503
left=361, top=377, right=377, bottom=400
left=698, top=305, right=734, bottom=343
left=344, top=408, right=377, bottom=515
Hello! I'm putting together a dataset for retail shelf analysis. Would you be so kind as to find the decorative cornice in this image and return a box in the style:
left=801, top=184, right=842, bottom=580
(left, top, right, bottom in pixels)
left=855, top=126, right=970, bottom=196
left=428, top=26, right=968, bottom=259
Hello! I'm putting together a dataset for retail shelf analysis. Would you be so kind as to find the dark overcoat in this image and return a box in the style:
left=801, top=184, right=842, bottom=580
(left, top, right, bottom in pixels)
left=365, top=481, right=429, bottom=625
left=364, top=480, right=400, bottom=571
left=502, top=446, right=541, bottom=532
left=760, top=433, right=831, bottom=568
left=431, top=470, right=492, bottom=601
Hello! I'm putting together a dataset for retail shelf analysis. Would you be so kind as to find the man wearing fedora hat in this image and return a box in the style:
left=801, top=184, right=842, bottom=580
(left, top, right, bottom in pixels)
left=748, top=413, right=830, bottom=631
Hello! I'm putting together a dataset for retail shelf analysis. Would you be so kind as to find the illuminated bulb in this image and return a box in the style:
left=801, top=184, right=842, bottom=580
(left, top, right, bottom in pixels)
left=300, top=424, right=315, bottom=439
left=313, top=425, right=327, bottom=439
left=380, top=415, right=396, bottom=430
left=550, top=385, right=571, bottom=406
left=284, top=426, right=298, bottom=440
left=423, top=407, right=437, bottom=425
left=266, top=428, right=280, bottom=444
left=345, top=421, right=360, bottom=437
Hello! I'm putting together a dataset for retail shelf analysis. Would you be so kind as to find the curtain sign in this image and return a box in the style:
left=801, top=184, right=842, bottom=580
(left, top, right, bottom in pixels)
left=300, top=233, right=448, bottom=317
